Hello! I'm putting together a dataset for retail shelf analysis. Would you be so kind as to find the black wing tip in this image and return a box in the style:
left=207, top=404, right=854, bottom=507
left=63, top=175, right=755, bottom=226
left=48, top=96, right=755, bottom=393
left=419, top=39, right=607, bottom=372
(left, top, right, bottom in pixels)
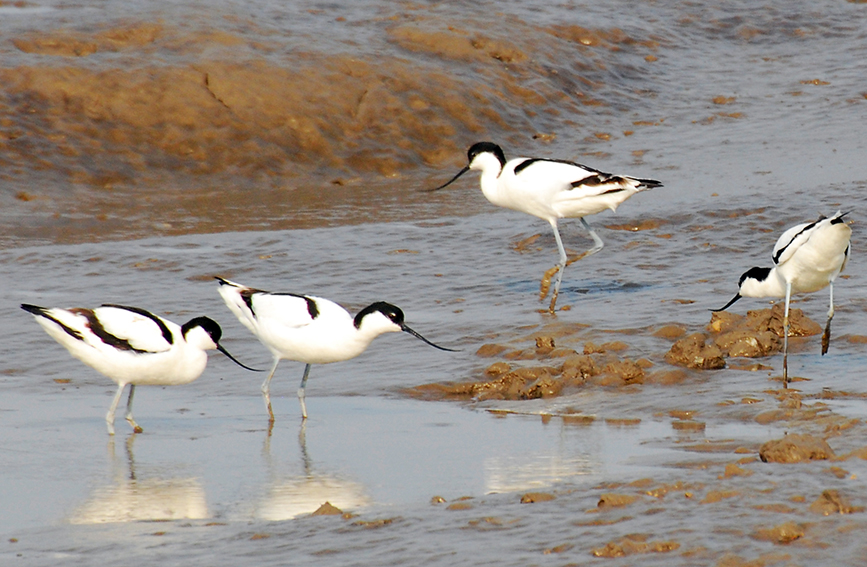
left=21, top=303, right=46, bottom=315
left=831, top=210, right=852, bottom=224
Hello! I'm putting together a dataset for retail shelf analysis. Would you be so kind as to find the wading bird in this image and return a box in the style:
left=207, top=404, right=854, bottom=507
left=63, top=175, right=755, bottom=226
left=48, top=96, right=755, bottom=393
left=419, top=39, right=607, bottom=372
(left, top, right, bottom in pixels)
left=713, top=211, right=851, bottom=386
left=216, top=277, right=456, bottom=421
left=430, top=142, right=661, bottom=312
left=22, top=303, right=258, bottom=434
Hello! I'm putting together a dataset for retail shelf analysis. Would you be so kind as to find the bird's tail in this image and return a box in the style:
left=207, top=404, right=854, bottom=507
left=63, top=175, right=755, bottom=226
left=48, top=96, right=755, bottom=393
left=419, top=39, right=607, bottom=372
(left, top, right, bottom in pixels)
left=215, top=276, right=243, bottom=289
left=631, top=177, right=663, bottom=191
left=21, top=303, right=48, bottom=317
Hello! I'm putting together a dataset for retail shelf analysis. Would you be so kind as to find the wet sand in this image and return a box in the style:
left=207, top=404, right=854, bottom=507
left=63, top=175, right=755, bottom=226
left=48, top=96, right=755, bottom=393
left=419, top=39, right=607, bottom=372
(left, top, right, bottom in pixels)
left=3, top=0, right=867, bottom=565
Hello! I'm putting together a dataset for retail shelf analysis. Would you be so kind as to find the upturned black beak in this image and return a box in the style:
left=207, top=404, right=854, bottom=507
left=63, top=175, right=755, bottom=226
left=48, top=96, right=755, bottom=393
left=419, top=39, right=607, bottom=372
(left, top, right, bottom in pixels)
left=426, top=165, right=470, bottom=192
left=217, top=344, right=264, bottom=371
left=401, top=324, right=459, bottom=352
left=710, top=293, right=742, bottom=313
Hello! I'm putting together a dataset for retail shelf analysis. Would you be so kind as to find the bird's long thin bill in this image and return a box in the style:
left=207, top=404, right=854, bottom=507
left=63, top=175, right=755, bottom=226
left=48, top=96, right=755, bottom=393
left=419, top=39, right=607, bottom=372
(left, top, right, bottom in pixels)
left=402, top=325, right=458, bottom=352
left=218, top=345, right=264, bottom=371
left=427, top=166, right=469, bottom=192
left=710, top=293, right=742, bottom=312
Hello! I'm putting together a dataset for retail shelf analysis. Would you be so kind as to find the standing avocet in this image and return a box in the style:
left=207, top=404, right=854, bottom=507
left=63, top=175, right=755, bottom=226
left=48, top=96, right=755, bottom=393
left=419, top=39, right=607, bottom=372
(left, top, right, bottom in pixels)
left=430, top=142, right=661, bottom=312
left=21, top=303, right=258, bottom=435
left=713, top=211, right=852, bottom=386
left=216, top=277, right=456, bottom=422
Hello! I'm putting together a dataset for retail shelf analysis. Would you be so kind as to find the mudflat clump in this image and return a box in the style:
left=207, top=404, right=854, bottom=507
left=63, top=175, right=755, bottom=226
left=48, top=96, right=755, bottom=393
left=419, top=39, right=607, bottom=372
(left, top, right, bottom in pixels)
left=663, top=333, right=726, bottom=370
left=752, top=521, right=805, bottom=544
left=809, top=489, right=864, bottom=515
left=759, top=434, right=835, bottom=463
left=591, top=534, right=680, bottom=558
left=664, top=305, right=821, bottom=369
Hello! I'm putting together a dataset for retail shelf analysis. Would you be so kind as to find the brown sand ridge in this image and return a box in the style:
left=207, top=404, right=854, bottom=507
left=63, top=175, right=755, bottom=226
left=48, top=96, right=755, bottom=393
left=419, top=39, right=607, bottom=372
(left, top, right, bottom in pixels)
left=1, top=42, right=488, bottom=184
left=0, top=10, right=670, bottom=187
left=0, top=17, right=659, bottom=190
left=1, top=14, right=664, bottom=243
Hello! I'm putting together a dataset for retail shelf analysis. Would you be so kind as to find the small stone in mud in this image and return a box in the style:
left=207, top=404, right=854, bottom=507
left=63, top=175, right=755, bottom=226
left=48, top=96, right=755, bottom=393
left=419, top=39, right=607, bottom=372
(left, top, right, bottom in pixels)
left=312, top=502, right=343, bottom=516
left=476, top=344, right=508, bottom=357
left=599, top=359, right=645, bottom=385
left=719, top=463, right=753, bottom=478
left=543, top=543, right=574, bottom=554
left=714, top=329, right=779, bottom=358
left=597, top=493, right=639, bottom=508
left=808, top=489, right=863, bottom=515
left=535, top=336, right=555, bottom=354
left=602, top=341, right=629, bottom=352
left=759, top=434, right=835, bottom=463
left=591, top=534, right=680, bottom=557
left=430, top=496, right=446, bottom=505
left=644, top=369, right=689, bottom=384
left=351, top=518, right=395, bottom=528
left=562, top=414, right=595, bottom=425
left=484, top=361, right=511, bottom=376
left=561, top=355, right=599, bottom=381
left=606, top=418, right=641, bottom=426
left=826, top=466, right=849, bottom=479
left=700, top=490, right=740, bottom=504
left=547, top=347, right=578, bottom=358
left=653, top=325, right=686, bottom=339
left=664, top=333, right=726, bottom=370
left=752, top=521, right=804, bottom=544
left=446, top=502, right=473, bottom=511
left=520, top=371, right=562, bottom=399
left=520, top=492, right=556, bottom=503
left=669, top=410, right=695, bottom=420
left=583, top=342, right=606, bottom=354
left=672, top=420, right=705, bottom=432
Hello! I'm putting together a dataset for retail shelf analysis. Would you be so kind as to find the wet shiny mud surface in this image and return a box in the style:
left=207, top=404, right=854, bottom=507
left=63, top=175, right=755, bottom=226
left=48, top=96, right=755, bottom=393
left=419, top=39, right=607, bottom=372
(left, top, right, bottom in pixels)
left=3, top=0, right=867, bottom=565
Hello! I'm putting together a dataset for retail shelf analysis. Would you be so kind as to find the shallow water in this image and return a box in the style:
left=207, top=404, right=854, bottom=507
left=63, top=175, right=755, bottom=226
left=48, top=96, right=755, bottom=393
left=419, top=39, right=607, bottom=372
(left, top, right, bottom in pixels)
left=3, top=0, right=867, bottom=565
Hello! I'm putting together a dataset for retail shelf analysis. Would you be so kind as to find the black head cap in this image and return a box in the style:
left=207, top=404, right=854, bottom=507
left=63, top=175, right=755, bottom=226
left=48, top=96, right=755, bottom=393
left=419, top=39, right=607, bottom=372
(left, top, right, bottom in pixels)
left=739, top=266, right=772, bottom=287
left=183, top=316, right=222, bottom=343
left=354, top=302, right=404, bottom=329
left=468, top=142, right=506, bottom=169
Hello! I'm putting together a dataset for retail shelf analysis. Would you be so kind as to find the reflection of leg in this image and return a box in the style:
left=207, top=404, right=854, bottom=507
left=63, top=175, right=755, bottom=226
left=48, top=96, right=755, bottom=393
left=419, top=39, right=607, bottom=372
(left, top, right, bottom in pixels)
left=261, top=358, right=280, bottom=422
left=106, top=383, right=126, bottom=436
left=125, top=384, right=143, bottom=434
left=298, top=419, right=310, bottom=475
left=782, top=282, right=792, bottom=388
left=298, top=364, right=312, bottom=420
left=822, top=281, right=835, bottom=355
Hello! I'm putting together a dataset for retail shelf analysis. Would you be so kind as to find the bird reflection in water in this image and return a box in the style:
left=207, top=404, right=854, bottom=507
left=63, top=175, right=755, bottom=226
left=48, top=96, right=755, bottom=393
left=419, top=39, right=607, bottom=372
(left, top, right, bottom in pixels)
left=255, top=422, right=371, bottom=521
left=67, top=436, right=209, bottom=524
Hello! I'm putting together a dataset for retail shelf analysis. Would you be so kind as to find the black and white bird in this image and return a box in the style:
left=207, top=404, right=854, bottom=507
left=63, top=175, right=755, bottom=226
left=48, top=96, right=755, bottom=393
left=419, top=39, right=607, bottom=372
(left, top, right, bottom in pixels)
left=215, top=277, right=455, bottom=421
left=713, top=210, right=852, bottom=386
left=430, top=142, right=661, bottom=312
left=21, top=303, right=258, bottom=435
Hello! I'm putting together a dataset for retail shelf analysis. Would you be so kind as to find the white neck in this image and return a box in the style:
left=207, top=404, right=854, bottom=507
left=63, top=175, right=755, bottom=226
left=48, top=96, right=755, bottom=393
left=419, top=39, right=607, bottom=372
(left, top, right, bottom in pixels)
left=740, top=268, right=787, bottom=298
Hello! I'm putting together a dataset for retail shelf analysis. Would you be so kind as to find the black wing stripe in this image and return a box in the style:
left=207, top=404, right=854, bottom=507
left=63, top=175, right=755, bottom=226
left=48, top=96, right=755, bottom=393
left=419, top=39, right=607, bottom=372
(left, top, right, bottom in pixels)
left=513, top=157, right=600, bottom=176
left=272, top=292, right=320, bottom=319
left=772, top=219, right=821, bottom=264
left=77, top=308, right=152, bottom=353
left=102, top=304, right=174, bottom=346
left=244, top=290, right=320, bottom=320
